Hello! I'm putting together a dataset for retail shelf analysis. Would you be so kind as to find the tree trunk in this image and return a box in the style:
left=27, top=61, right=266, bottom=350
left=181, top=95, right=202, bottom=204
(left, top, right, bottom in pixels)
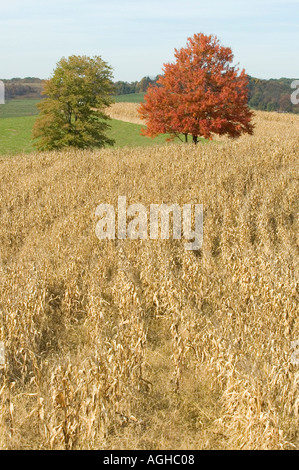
left=184, top=133, right=188, bottom=143
left=192, top=135, right=198, bottom=144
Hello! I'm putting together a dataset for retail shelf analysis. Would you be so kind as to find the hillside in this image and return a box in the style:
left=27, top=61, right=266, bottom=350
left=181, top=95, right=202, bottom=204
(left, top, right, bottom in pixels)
left=0, top=106, right=186, bottom=156
left=1, top=78, right=44, bottom=100
left=0, top=111, right=298, bottom=449
left=248, top=77, right=298, bottom=113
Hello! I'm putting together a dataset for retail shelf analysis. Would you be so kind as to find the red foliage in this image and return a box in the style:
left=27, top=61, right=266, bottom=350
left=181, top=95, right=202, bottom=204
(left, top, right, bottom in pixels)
left=138, top=33, right=254, bottom=143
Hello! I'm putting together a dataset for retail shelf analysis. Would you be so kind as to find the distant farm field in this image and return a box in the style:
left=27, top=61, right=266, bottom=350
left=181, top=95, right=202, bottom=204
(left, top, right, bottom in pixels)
left=0, top=95, right=144, bottom=120
left=114, top=92, right=145, bottom=103
left=0, top=116, right=37, bottom=155
left=0, top=99, right=41, bottom=118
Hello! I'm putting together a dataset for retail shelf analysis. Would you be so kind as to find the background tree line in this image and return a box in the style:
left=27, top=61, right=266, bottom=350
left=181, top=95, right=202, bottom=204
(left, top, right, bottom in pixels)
left=1, top=75, right=298, bottom=114
left=247, top=76, right=298, bottom=113
left=1, top=77, right=44, bottom=99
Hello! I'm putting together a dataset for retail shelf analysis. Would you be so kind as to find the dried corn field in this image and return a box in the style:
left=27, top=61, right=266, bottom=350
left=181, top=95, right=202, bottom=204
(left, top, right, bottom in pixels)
left=0, top=110, right=298, bottom=449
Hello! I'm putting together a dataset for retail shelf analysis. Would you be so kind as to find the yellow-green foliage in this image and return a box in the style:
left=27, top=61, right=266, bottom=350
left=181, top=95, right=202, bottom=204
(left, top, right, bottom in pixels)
left=0, top=111, right=298, bottom=449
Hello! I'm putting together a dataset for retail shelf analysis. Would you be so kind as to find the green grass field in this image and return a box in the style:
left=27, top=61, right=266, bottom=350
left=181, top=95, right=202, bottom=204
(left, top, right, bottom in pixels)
left=0, top=96, right=205, bottom=156
left=0, top=99, right=41, bottom=118
left=0, top=115, right=184, bottom=156
left=114, top=92, right=145, bottom=103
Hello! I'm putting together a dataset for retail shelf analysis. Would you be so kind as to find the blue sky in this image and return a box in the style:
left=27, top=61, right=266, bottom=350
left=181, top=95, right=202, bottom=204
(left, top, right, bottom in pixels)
left=0, top=0, right=298, bottom=81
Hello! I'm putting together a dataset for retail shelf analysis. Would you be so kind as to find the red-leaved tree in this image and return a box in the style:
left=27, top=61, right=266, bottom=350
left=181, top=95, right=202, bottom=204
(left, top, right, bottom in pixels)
left=138, top=33, right=254, bottom=143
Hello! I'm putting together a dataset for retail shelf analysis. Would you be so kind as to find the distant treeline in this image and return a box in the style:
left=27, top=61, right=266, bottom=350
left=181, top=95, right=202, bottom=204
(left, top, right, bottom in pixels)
left=1, top=75, right=298, bottom=113
left=247, top=76, right=298, bottom=113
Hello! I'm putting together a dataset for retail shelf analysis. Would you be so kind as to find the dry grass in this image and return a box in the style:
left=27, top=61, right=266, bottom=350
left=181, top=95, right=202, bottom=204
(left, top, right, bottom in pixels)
left=0, top=110, right=298, bottom=449
left=106, top=102, right=144, bottom=124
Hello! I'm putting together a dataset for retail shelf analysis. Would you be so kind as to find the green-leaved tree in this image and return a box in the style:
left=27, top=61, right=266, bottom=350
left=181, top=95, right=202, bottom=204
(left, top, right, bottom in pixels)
left=33, top=55, right=115, bottom=151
